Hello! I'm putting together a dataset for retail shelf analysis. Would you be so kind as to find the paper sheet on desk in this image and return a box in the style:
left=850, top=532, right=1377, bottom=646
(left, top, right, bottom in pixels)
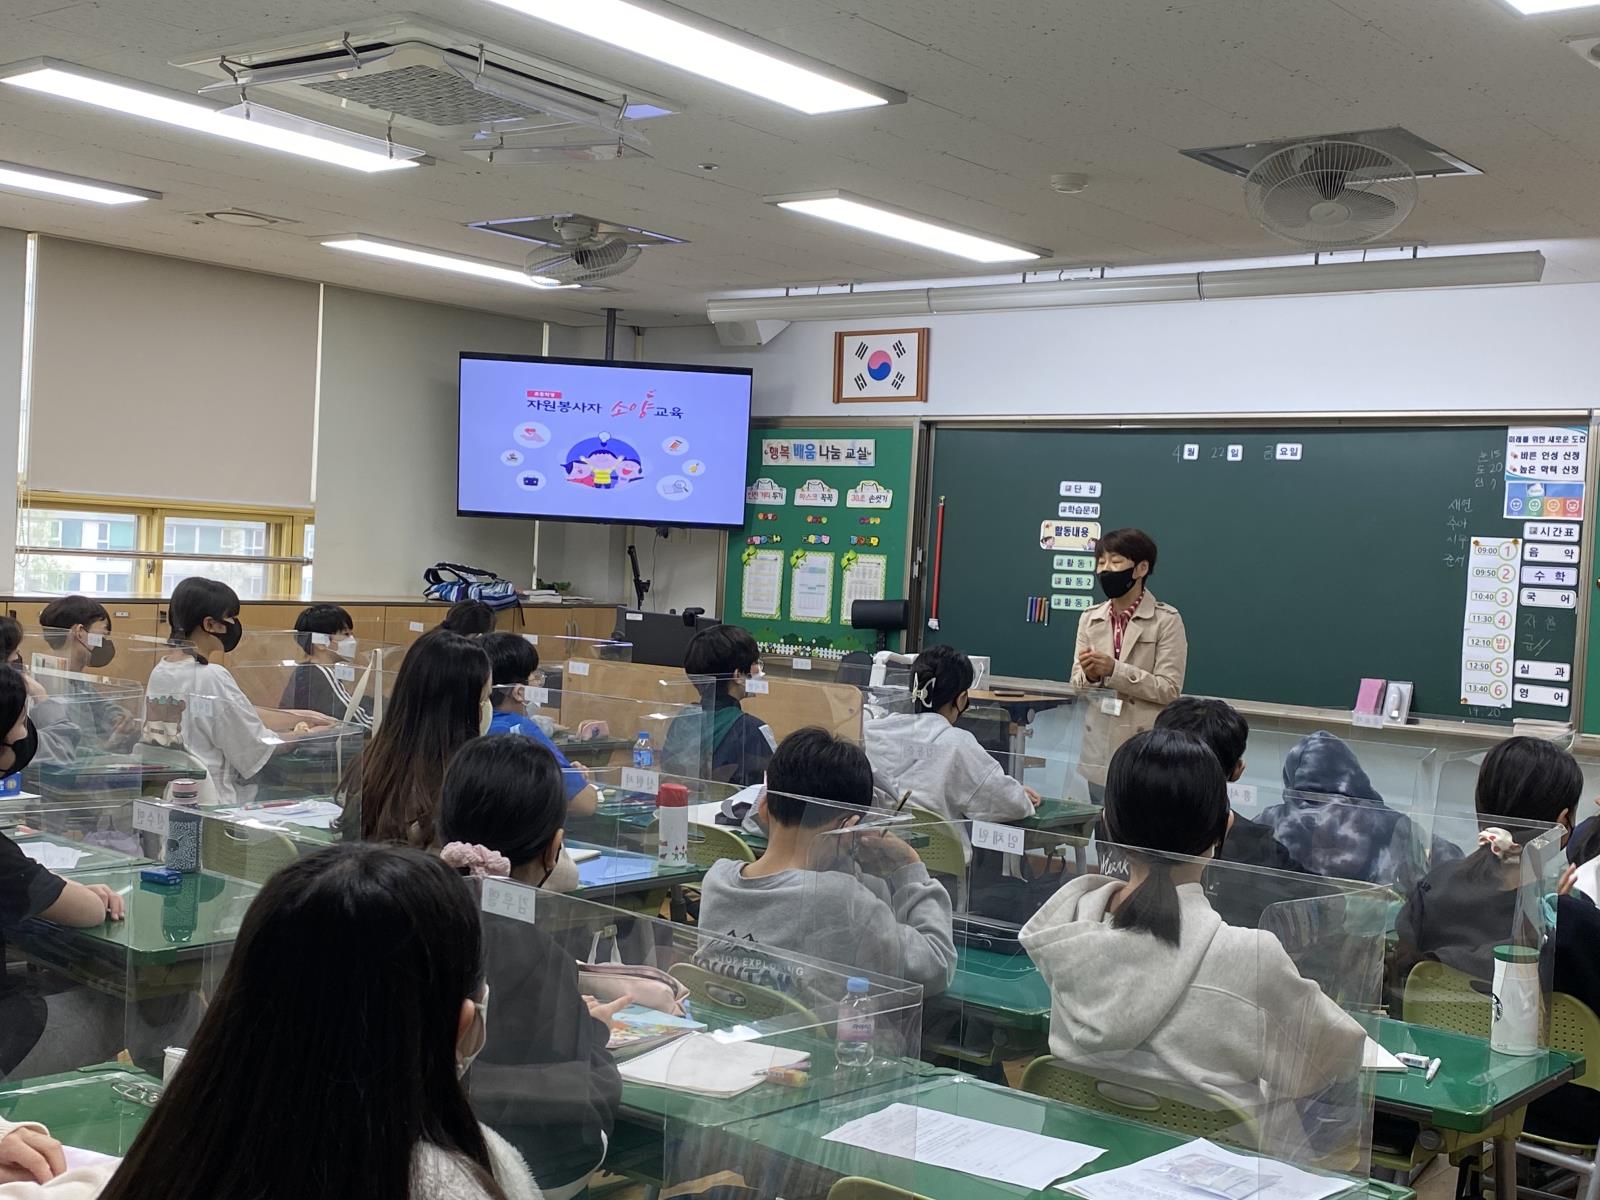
left=1059, top=1138, right=1349, bottom=1200
left=19, top=842, right=89, bottom=871
left=1362, top=1037, right=1407, bottom=1072
left=215, top=800, right=342, bottom=830
left=618, top=1034, right=807, bottom=1098
left=822, top=1102, right=1104, bottom=1191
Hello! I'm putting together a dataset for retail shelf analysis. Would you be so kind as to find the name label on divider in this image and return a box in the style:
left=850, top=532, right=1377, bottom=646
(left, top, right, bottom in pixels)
left=792, top=658, right=812, bottom=671
left=409, top=621, right=425, bottom=633
left=626, top=612, right=644, bottom=622
left=745, top=678, right=770, bottom=695
left=133, top=801, right=169, bottom=836
left=334, top=664, right=355, bottom=682
left=568, top=660, right=590, bottom=676
left=970, top=820, right=1026, bottom=856
left=621, top=768, right=660, bottom=793
left=1226, top=782, right=1258, bottom=810
left=481, top=878, right=537, bottom=926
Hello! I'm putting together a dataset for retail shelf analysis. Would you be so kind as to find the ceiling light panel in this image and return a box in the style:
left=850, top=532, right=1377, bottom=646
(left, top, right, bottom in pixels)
left=0, top=60, right=422, bottom=173
left=479, top=0, right=901, bottom=113
left=767, top=191, right=1048, bottom=263
left=1500, top=0, right=1600, bottom=12
left=0, top=161, right=160, bottom=205
left=323, top=237, right=573, bottom=288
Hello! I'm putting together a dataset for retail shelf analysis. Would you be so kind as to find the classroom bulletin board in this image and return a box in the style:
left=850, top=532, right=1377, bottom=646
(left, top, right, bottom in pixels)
left=721, top=424, right=916, bottom=655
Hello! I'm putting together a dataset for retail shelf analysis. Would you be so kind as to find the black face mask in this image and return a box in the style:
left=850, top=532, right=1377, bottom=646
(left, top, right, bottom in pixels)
left=212, top=618, right=244, bottom=654
left=4, top=720, right=39, bottom=777
left=1097, top=567, right=1140, bottom=600
left=86, top=637, right=116, bottom=670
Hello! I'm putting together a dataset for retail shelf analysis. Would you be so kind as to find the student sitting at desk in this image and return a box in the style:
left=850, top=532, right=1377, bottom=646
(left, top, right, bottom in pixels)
left=1258, top=730, right=1454, bottom=892
left=697, top=727, right=956, bottom=1000
left=481, top=633, right=597, bottom=818
left=280, top=604, right=374, bottom=730
left=0, top=843, right=544, bottom=1199
left=1020, top=729, right=1365, bottom=1134
left=1, top=620, right=79, bottom=767
left=1392, top=736, right=1600, bottom=1148
left=342, top=629, right=491, bottom=847
left=864, top=644, right=1039, bottom=858
left=37, top=597, right=138, bottom=751
left=145, top=578, right=336, bottom=806
left=663, top=625, right=774, bottom=787
left=440, top=599, right=496, bottom=637
left=0, top=668, right=127, bottom=1079
left=437, top=737, right=620, bottom=1200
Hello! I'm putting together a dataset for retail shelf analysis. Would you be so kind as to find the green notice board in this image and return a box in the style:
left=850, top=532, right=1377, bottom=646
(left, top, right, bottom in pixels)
left=924, top=424, right=1584, bottom=723
left=722, top=426, right=915, bottom=655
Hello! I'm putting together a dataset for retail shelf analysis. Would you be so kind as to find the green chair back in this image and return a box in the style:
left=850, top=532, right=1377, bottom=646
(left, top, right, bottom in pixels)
left=668, top=961, right=817, bottom=1026
left=905, top=804, right=967, bottom=881
left=685, top=822, right=755, bottom=868
left=1401, top=960, right=1490, bottom=1038
left=201, top=818, right=299, bottom=884
left=1019, top=1055, right=1258, bottom=1146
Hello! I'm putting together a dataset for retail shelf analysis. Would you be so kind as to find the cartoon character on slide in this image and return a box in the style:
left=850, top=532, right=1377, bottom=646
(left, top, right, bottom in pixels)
left=563, top=433, right=644, bottom=489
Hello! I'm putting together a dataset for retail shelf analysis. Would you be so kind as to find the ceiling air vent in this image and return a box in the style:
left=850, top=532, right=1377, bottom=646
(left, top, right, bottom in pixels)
left=1182, top=126, right=1480, bottom=181
left=173, top=18, right=676, bottom=160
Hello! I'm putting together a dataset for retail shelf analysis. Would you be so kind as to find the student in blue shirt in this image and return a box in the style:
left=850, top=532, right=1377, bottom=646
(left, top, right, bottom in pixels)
left=481, top=633, right=598, bottom=817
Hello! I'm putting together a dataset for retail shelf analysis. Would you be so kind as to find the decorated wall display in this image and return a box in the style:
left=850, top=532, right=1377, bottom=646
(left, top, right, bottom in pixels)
left=833, top=328, right=929, bottom=404
left=724, top=425, right=916, bottom=655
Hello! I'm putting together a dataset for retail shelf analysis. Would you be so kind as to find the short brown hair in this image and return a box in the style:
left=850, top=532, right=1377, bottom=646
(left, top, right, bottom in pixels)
left=1096, top=528, right=1158, bottom=576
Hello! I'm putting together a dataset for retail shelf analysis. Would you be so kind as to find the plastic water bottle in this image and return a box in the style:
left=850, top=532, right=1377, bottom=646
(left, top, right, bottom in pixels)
left=836, top=977, right=876, bottom=1068
left=164, top=778, right=202, bottom=873
left=632, top=731, right=655, bottom=770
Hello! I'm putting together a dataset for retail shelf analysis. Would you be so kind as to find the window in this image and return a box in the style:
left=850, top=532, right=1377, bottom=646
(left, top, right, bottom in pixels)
left=300, top=523, right=316, bottom=601
left=14, top=495, right=310, bottom=598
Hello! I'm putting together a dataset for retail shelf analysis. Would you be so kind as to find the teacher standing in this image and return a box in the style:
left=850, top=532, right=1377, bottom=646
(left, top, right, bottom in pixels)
left=1071, top=528, right=1188, bottom=800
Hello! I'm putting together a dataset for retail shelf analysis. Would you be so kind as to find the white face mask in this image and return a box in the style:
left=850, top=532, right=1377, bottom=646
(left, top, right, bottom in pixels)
left=480, top=700, right=495, bottom=736
left=334, top=636, right=358, bottom=660
left=457, top=985, right=490, bottom=1080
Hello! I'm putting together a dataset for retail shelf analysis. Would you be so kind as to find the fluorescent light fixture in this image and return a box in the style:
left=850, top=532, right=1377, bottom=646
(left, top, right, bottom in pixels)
left=479, top=0, right=901, bottom=114
left=1501, top=0, right=1599, bottom=12
left=0, top=161, right=160, bottom=205
left=0, top=59, right=421, bottom=173
left=767, top=190, right=1048, bottom=263
left=323, top=237, right=571, bottom=288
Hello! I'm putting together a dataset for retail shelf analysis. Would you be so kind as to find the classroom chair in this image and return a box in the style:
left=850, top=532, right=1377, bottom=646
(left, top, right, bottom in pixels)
left=200, top=818, right=300, bottom=884
left=1514, top=993, right=1600, bottom=1200
left=1019, top=1056, right=1259, bottom=1147
left=668, top=962, right=816, bottom=1025
left=906, top=804, right=968, bottom=907
left=685, top=822, right=754, bottom=869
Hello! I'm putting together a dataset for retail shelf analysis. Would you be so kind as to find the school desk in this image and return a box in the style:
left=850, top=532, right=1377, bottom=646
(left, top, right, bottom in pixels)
left=11, top=865, right=257, bottom=999
left=923, top=945, right=1053, bottom=1073
left=0, top=1064, right=160, bottom=1158
left=35, top=744, right=207, bottom=800
left=1369, top=1017, right=1582, bottom=1200
left=13, top=830, right=150, bottom=874
left=720, top=1071, right=1415, bottom=1200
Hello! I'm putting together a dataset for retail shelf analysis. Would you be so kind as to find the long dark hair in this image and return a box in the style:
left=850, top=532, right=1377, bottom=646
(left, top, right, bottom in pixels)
left=346, top=630, right=489, bottom=847
left=1476, top=736, right=1582, bottom=834
left=1103, top=728, right=1230, bottom=947
left=439, top=736, right=567, bottom=869
left=0, top=667, right=24, bottom=730
left=910, top=644, right=974, bottom=715
left=99, top=844, right=503, bottom=1200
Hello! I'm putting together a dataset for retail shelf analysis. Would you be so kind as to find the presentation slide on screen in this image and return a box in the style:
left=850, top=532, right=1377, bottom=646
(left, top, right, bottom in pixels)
left=457, top=356, right=751, bottom=526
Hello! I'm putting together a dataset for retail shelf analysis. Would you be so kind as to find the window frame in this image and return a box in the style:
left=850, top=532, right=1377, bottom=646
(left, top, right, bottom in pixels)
left=14, top=491, right=313, bottom=598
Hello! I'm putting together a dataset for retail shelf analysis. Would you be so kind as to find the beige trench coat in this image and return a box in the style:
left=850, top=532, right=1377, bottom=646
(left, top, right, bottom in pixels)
left=1070, top=589, right=1189, bottom=786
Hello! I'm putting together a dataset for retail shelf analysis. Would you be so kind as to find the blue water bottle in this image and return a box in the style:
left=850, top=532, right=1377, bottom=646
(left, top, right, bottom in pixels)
left=633, top=731, right=654, bottom=770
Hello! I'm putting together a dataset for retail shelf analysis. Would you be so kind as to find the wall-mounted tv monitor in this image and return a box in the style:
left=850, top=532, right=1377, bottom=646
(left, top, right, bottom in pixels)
left=457, top=353, right=754, bottom=529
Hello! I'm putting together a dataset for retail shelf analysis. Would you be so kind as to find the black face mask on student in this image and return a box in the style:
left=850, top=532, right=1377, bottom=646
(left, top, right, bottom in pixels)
left=86, top=637, right=116, bottom=670
left=1097, top=567, right=1140, bottom=600
left=210, top=618, right=244, bottom=654
left=4, top=720, right=39, bottom=777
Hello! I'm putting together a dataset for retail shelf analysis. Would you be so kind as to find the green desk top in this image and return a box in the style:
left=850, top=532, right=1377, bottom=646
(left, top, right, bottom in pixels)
left=1019, top=797, right=1100, bottom=833
left=723, top=1073, right=1395, bottom=1200
left=15, top=866, right=257, bottom=964
left=943, top=945, right=1052, bottom=1031
left=13, top=831, right=149, bottom=874
left=37, top=744, right=207, bottom=786
left=0, top=1065, right=159, bottom=1157
left=569, top=842, right=705, bottom=899
left=1369, top=1016, right=1582, bottom=1133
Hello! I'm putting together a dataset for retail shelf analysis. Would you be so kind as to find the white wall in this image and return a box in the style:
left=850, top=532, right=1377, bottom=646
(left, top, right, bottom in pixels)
left=0, top=230, right=26, bottom=593
left=313, top=287, right=550, bottom=598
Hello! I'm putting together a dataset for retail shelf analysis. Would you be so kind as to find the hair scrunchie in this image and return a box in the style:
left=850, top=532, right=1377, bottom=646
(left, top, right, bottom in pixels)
left=1478, top=827, right=1522, bottom=862
left=440, top=842, right=511, bottom=878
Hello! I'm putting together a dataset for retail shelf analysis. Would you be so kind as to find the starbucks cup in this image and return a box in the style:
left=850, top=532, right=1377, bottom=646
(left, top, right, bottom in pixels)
left=1490, top=945, right=1543, bottom=1056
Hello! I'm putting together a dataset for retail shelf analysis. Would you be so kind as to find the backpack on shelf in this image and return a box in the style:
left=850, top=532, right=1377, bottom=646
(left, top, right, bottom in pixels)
left=421, top=562, right=523, bottom=611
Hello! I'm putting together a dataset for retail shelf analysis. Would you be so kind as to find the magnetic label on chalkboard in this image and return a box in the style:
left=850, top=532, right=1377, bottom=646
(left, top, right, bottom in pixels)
left=1058, top=501, right=1101, bottom=519
left=1275, top=443, right=1304, bottom=461
left=1058, top=481, right=1102, bottom=498
left=1506, top=427, right=1586, bottom=484
left=1226, top=445, right=1243, bottom=462
left=1053, top=554, right=1094, bottom=572
left=1181, top=444, right=1199, bottom=461
left=1050, top=595, right=1091, bottom=611
left=1514, top=683, right=1571, bottom=708
left=1515, top=660, right=1572, bottom=683
left=1039, top=520, right=1101, bottom=551
left=1505, top=480, right=1584, bottom=521
left=1521, top=588, right=1577, bottom=609
left=1051, top=573, right=1094, bottom=591
left=1523, top=543, right=1580, bottom=564
left=845, top=480, right=894, bottom=509
left=794, top=479, right=840, bottom=508
left=1520, top=565, right=1577, bottom=587
left=1522, top=521, right=1580, bottom=542
left=746, top=477, right=788, bottom=506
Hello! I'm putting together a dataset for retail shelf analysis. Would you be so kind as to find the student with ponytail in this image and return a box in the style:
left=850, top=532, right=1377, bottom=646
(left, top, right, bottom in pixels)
left=1019, top=728, right=1364, bottom=1116
left=864, top=644, right=1039, bottom=859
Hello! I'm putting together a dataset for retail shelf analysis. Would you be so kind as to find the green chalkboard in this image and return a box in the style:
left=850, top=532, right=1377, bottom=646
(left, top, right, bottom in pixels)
left=923, top=424, right=1581, bottom=723
left=723, top=425, right=915, bottom=656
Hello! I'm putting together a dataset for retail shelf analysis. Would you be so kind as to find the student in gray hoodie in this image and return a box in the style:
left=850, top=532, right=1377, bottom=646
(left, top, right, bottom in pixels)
left=697, top=727, right=957, bottom=1003
left=863, top=644, right=1039, bottom=861
left=1020, top=729, right=1366, bottom=1160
